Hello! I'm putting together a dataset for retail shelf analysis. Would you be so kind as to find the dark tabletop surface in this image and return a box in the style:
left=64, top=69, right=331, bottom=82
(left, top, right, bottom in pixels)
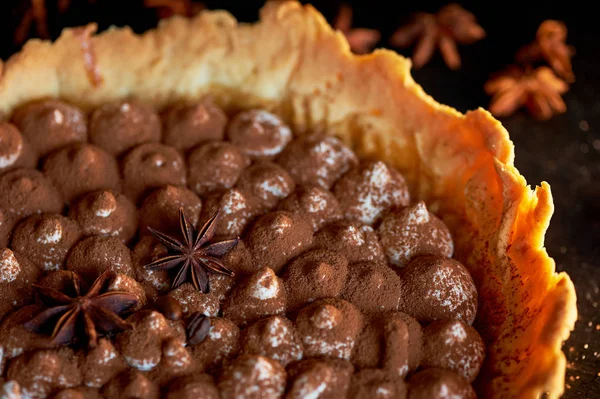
left=1, top=1, right=599, bottom=397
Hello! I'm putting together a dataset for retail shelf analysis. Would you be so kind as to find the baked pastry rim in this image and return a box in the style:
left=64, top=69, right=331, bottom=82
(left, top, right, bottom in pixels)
left=0, top=1, right=577, bottom=398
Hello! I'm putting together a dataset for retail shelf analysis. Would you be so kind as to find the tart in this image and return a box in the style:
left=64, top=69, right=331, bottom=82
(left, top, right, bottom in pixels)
left=0, top=1, right=577, bottom=399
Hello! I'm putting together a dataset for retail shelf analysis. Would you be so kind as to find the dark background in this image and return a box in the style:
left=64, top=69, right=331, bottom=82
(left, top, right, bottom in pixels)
left=1, top=1, right=598, bottom=397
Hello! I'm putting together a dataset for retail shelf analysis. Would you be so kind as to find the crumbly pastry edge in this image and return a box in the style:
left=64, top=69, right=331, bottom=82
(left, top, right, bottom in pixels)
left=0, top=1, right=577, bottom=397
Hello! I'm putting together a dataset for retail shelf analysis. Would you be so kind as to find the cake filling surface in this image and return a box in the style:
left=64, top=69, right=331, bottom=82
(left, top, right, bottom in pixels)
left=0, top=98, right=485, bottom=399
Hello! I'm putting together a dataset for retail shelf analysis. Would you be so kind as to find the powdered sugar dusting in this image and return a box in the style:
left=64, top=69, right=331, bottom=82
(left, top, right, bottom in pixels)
left=306, top=190, right=328, bottom=213
left=36, top=220, right=62, bottom=244
left=266, top=317, right=286, bottom=347
left=302, top=335, right=355, bottom=360
left=120, top=103, right=131, bottom=113
left=124, top=356, right=158, bottom=371
left=53, top=109, right=64, bottom=124
left=310, top=305, right=341, bottom=330
left=251, top=269, right=280, bottom=300
left=223, top=190, right=248, bottom=214
left=0, top=249, right=20, bottom=283
left=239, top=111, right=292, bottom=157
left=446, top=321, right=467, bottom=344
left=273, top=215, right=292, bottom=235
left=407, top=202, right=430, bottom=224
left=0, top=380, right=20, bottom=399
left=426, top=267, right=467, bottom=312
left=341, top=225, right=365, bottom=246
left=293, top=374, right=329, bottom=399
left=0, top=141, right=21, bottom=168
left=259, top=176, right=291, bottom=200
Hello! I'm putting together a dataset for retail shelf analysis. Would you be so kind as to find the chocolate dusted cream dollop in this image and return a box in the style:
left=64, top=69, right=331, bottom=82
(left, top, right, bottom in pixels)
left=53, top=387, right=102, bottom=399
left=121, top=142, right=186, bottom=203
left=89, top=101, right=161, bottom=156
left=101, top=370, right=160, bottom=399
left=163, top=100, right=228, bottom=152
left=167, top=283, right=220, bottom=318
left=131, top=236, right=171, bottom=299
left=350, top=311, right=423, bottom=374
left=227, top=110, right=292, bottom=160
left=286, top=358, right=354, bottom=399
left=222, top=267, right=287, bottom=327
left=340, top=261, right=402, bottom=315
left=0, top=122, right=36, bottom=173
left=334, top=160, right=410, bottom=225
left=186, top=315, right=240, bottom=372
left=115, top=310, right=186, bottom=373
left=246, top=211, right=314, bottom=273
left=0, top=210, right=14, bottom=248
left=42, top=143, right=121, bottom=204
left=295, top=298, right=364, bottom=360
left=165, top=374, right=220, bottom=399
left=239, top=315, right=304, bottom=366
left=6, top=348, right=82, bottom=398
left=282, top=248, right=349, bottom=312
left=0, top=169, right=64, bottom=247
left=278, top=185, right=343, bottom=231
left=198, top=188, right=257, bottom=239
left=277, top=133, right=358, bottom=189
left=379, top=201, right=454, bottom=268
left=0, top=249, right=40, bottom=317
left=349, top=368, right=407, bottom=399
left=220, top=239, right=256, bottom=277
left=138, top=185, right=202, bottom=238
left=11, top=99, right=88, bottom=157
left=313, top=220, right=386, bottom=264
left=218, top=355, right=287, bottom=399
left=0, top=168, right=63, bottom=220
left=0, top=304, right=55, bottom=366
left=79, top=338, right=127, bottom=388
left=235, top=161, right=296, bottom=213
left=65, top=236, right=135, bottom=281
left=421, top=320, right=485, bottom=382
left=407, top=368, right=476, bottom=399
left=69, top=190, right=138, bottom=243
left=399, top=255, right=478, bottom=325
left=10, top=213, right=82, bottom=271
left=351, top=317, right=386, bottom=369
left=188, top=141, right=250, bottom=196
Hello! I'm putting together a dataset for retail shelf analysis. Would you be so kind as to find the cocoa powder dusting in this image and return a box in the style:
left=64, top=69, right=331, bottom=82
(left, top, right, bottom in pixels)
left=0, top=100, right=485, bottom=398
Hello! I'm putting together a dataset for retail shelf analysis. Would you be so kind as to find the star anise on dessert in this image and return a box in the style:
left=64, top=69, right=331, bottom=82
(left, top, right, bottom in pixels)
left=485, top=66, right=568, bottom=120
left=144, top=0, right=206, bottom=19
left=333, top=4, right=381, bottom=54
left=144, top=208, right=238, bottom=293
left=515, top=20, right=575, bottom=83
left=390, top=4, right=485, bottom=70
left=14, top=0, right=50, bottom=45
left=24, top=269, right=139, bottom=348
left=13, top=0, right=85, bottom=45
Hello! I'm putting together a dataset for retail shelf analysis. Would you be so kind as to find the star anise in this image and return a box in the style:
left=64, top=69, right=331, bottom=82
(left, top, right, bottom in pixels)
left=144, top=208, right=238, bottom=293
left=333, top=4, right=381, bottom=54
left=515, top=20, right=575, bottom=83
left=144, top=0, right=206, bottom=19
left=24, top=269, right=139, bottom=348
left=14, top=0, right=49, bottom=45
left=390, top=4, right=485, bottom=70
left=485, top=66, right=568, bottom=120
left=13, top=0, right=85, bottom=45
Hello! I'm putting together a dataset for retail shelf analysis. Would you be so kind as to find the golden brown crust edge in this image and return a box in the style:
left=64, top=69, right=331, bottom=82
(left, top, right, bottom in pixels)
left=0, top=1, right=577, bottom=397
